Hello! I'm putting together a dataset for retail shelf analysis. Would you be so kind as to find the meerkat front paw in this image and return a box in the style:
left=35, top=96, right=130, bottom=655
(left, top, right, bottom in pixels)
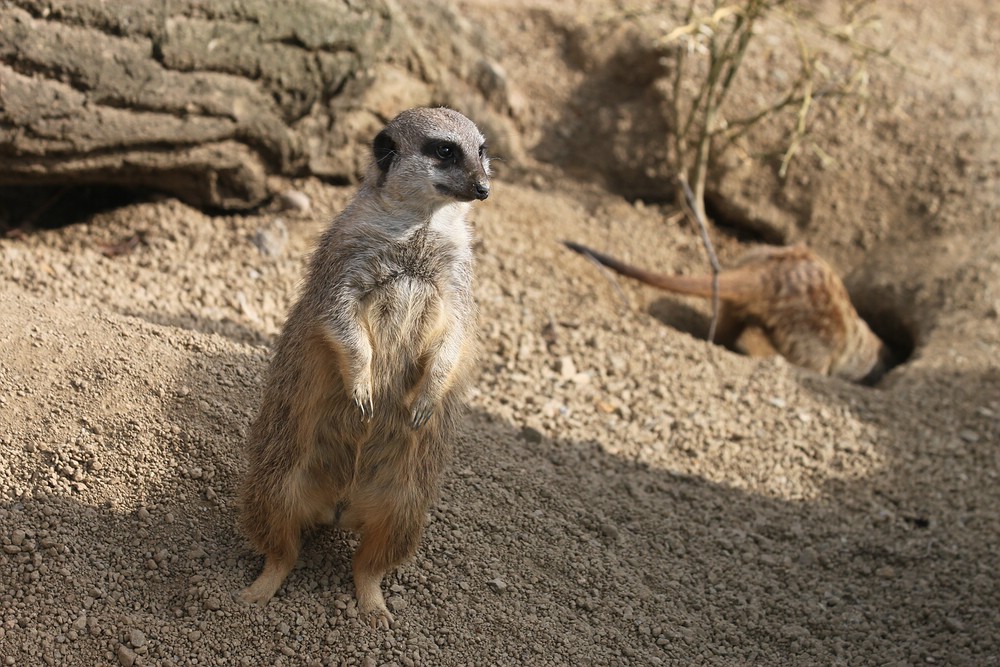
left=352, top=383, right=374, bottom=421
left=409, top=394, right=435, bottom=429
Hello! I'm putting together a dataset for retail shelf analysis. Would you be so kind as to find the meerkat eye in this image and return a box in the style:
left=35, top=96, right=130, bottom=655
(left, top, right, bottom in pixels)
left=435, top=144, right=455, bottom=160
left=478, top=144, right=487, bottom=159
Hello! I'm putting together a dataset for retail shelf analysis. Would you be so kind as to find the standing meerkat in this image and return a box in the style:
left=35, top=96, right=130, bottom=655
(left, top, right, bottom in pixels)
left=564, top=242, right=894, bottom=384
left=239, top=107, right=489, bottom=628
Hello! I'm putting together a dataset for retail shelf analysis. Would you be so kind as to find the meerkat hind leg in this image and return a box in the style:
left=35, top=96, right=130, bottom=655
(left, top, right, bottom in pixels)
left=354, top=564, right=393, bottom=629
left=348, top=497, right=426, bottom=629
left=352, top=521, right=398, bottom=630
left=238, top=478, right=309, bottom=606
left=239, top=552, right=298, bottom=605
left=733, top=324, right=779, bottom=358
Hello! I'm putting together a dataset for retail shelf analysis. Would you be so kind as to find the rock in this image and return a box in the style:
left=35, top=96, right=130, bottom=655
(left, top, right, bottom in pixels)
left=117, top=644, right=137, bottom=667
left=959, top=429, right=979, bottom=443
left=556, top=355, right=577, bottom=379
left=254, top=218, right=289, bottom=259
left=129, top=629, right=147, bottom=648
left=487, top=578, right=508, bottom=593
left=519, top=426, right=543, bottom=444
left=278, top=190, right=311, bottom=215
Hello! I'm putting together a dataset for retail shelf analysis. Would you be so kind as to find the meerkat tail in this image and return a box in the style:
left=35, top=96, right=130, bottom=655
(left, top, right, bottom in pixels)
left=563, top=241, right=758, bottom=302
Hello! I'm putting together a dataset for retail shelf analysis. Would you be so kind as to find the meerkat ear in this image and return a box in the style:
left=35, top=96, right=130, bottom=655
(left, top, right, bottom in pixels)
left=372, top=130, right=397, bottom=173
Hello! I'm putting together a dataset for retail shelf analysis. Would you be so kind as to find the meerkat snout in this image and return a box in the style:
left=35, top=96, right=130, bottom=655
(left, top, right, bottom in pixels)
left=473, top=180, right=490, bottom=200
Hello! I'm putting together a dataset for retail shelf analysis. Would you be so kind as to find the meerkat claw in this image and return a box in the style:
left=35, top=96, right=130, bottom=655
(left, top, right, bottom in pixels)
left=353, top=390, right=374, bottom=421
left=367, top=609, right=393, bottom=630
left=410, top=399, right=434, bottom=429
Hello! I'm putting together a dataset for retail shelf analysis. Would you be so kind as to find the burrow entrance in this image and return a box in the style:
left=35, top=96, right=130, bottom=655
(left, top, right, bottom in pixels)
left=0, top=185, right=154, bottom=236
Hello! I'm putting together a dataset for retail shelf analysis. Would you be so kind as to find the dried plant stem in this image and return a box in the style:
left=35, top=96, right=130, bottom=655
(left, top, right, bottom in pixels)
left=678, top=173, right=721, bottom=343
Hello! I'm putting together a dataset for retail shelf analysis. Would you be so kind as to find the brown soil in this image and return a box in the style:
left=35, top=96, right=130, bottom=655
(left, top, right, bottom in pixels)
left=2, top=1, right=999, bottom=665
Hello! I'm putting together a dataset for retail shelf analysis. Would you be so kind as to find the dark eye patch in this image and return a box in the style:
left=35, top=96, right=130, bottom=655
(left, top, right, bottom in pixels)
left=478, top=144, right=488, bottom=159
left=422, top=140, right=463, bottom=163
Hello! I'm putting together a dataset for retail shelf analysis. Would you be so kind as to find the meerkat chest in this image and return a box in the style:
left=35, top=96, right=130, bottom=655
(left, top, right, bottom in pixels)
left=362, top=238, right=460, bottom=341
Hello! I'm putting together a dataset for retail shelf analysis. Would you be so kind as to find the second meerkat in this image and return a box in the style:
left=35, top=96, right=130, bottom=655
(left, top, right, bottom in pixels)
left=565, top=242, right=894, bottom=384
left=239, top=108, right=489, bottom=627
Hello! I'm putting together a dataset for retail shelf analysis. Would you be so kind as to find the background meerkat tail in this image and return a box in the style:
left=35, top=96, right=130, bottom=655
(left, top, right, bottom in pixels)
left=563, top=241, right=758, bottom=302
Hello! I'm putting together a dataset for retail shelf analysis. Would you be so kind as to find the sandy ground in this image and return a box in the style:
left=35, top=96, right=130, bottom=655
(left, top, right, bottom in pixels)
left=2, top=1, right=999, bottom=665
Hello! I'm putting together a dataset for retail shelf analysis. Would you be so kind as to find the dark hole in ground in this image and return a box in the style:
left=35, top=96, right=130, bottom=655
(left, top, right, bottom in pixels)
left=703, top=195, right=785, bottom=245
left=0, top=185, right=155, bottom=235
left=854, top=302, right=917, bottom=375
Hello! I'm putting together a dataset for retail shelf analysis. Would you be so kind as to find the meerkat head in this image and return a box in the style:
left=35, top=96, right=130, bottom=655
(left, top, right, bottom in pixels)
left=370, top=107, right=491, bottom=210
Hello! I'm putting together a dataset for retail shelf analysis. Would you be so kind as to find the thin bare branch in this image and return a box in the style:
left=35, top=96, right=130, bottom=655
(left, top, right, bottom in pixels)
left=678, top=173, right=721, bottom=344
left=778, top=22, right=815, bottom=177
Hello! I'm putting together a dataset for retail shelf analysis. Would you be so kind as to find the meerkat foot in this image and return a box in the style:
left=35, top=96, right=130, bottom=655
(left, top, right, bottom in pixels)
left=359, top=593, right=393, bottom=630
left=238, top=556, right=295, bottom=606
left=355, top=573, right=393, bottom=629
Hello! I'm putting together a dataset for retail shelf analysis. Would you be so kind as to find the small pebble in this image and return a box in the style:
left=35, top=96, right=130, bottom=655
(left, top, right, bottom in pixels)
left=129, top=629, right=147, bottom=648
left=254, top=219, right=289, bottom=259
left=487, top=578, right=508, bottom=593
left=117, top=644, right=137, bottom=667
left=519, top=426, right=543, bottom=444
left=944, top=617, right=964, bottom=633
left=557, top=356, right=576, bottom=379
left=278, top=189, right=311, bottom=214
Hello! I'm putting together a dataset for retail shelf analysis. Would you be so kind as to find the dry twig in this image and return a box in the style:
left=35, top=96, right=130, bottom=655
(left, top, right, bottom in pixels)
left=678, top=173, right=721, bottom=343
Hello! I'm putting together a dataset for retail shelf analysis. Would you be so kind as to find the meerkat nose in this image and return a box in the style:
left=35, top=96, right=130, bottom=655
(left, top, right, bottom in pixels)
left=474, top=182, right=490, bottom=200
